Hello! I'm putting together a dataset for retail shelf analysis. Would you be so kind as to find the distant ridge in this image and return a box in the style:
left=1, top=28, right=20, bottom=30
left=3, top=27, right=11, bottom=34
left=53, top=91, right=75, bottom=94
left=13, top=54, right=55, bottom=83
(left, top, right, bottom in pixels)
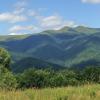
left=0, top=26, right=100, bottom=72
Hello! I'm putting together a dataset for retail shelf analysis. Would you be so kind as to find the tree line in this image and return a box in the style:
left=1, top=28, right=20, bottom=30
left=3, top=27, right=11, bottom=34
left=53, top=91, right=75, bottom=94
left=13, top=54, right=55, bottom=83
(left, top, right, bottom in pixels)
left=0, top=48, right=100, bottom=90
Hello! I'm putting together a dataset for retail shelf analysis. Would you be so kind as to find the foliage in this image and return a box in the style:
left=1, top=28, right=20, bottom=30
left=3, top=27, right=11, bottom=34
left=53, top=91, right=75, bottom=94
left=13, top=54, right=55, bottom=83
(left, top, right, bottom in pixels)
left=82, top=67, right=100, bottom=83
left=0, top=48, right=11, bottom=69
left=16, top=67, right=100, bottom=89
left=0, top=48, right=100, bottom=90
left=0, top=65, right=17, bottom=90
left=0, top=48, right=17, bottom=90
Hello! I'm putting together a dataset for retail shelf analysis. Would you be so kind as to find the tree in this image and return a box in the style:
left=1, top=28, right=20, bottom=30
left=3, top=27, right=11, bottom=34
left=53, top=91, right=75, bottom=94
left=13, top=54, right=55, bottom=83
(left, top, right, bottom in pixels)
left=83, top=67, right=100, bottom=83
left=0, top=48, right=17, bottom=90
left=0, top=48, right=11, bottom=69
left=16, top=69, right=51, bottom=88
left=0, top=65, right=17, bottom=90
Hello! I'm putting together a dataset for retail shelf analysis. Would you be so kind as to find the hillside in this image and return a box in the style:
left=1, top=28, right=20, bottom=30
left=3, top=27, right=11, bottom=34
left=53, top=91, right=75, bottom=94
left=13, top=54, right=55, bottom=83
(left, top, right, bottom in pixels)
left=0, top=26, right=100, bottom=71
left=11, top=57, right=64, bottom=73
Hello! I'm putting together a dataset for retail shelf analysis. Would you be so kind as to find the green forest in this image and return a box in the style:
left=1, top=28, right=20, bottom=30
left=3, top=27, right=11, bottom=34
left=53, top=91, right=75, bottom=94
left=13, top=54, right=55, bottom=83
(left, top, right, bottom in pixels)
left=0, top=48, right=100, bottom=90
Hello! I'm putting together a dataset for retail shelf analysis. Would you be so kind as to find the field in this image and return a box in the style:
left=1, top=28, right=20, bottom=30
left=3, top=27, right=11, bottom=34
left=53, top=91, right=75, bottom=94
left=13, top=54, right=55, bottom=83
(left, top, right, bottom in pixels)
left=0, top=84, right=100, bottom=100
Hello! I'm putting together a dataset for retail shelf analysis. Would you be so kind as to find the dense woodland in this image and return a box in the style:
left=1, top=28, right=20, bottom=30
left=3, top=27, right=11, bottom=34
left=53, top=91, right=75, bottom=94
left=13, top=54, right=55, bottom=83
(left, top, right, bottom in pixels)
left=0, top=48, right=100, bottom=90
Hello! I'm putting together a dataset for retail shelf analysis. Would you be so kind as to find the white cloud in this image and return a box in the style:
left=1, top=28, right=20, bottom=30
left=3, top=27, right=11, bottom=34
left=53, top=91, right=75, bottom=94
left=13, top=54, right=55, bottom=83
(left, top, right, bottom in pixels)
left=8, top=15, right=77, bottom=35
left=9, top=25, right=39, bottom=33
left=0, top=0, right=29, bottom=23
left=14, top=0, right=27, bottom=9
left=13, top=8, right=25, bottom=14
left=9, top=25, right=39, bottom=35
left=13, top=0, right=28, bottom=15
left=82, top=0, right=100, bottom=3
left=28, top=10, right=38, bottom=16
left=40, top=16, right=62, bottom=28
left=39, top=15, right=77, bottom=30
left=9, top=32, right=28, bottom=35
left=0, top=0, right=79, bottom=35
left=0, top=12, right=27, bottom=23
left=9, top=32, right=19, bottom=35
left=54, top=21, right=77, bottom=30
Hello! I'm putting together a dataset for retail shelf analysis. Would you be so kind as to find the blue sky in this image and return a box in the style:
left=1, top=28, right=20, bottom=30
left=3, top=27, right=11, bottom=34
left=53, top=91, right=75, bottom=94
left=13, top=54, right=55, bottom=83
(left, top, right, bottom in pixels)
left=0, top=0, right=100, bottom=35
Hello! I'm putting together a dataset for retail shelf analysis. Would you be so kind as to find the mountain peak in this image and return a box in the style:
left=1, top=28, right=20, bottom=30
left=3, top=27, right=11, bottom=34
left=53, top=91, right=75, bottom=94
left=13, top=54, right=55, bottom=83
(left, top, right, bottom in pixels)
left=75, top=26, right=89, bottom=29
left=74, top=26, right=100, bottom=34
left=40, top=26, right=100, bottom=35
left=42, top=26, right=74, bottom=34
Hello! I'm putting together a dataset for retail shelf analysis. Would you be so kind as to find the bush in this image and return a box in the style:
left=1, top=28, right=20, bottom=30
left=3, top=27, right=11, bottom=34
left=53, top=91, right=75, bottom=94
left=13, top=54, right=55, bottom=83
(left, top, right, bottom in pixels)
left=16, top=69, right=80, bottom=88
left=0, top=48, right=11, bottom=69
left=0, top=65, right=17, bottom=90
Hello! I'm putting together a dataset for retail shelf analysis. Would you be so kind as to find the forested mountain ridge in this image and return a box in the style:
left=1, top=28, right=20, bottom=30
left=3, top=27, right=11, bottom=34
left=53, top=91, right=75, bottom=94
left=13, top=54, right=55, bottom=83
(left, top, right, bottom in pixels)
left=0, top=26, right=100, bottom=72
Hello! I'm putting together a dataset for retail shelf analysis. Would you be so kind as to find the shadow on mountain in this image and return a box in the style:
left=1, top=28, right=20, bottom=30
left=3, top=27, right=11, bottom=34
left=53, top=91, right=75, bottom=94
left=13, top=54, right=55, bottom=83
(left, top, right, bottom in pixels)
left=72, top=59, right=100, bottom=70
left=11, top=57, right=64, bottom=73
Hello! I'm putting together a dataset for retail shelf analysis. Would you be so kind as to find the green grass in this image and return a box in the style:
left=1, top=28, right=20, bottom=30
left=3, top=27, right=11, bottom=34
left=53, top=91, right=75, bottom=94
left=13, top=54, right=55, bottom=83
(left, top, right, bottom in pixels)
left=0, top=84, right=100, bottom=100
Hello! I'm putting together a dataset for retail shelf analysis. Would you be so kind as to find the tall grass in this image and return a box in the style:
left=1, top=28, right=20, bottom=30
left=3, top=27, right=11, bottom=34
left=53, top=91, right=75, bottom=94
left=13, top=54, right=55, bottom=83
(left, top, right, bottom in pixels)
left=0, top=84, right=100, bottom=100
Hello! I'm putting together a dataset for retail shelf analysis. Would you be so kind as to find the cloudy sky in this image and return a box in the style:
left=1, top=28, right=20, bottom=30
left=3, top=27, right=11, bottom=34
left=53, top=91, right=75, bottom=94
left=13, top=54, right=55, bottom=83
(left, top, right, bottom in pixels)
left=0, top=0, right=100, bottom=35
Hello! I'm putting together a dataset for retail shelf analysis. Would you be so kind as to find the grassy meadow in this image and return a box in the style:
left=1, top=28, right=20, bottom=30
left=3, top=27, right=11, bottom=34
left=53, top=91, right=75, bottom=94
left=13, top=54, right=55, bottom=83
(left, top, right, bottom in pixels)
left=0, top=84, right=100, bottom=100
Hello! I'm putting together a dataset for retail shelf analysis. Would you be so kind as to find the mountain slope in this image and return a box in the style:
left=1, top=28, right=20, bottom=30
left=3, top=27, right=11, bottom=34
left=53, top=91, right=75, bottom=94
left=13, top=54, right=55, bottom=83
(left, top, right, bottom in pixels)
left=12, top=57, right=64, bottom=73
left=0, top=26, right=100, bottom=71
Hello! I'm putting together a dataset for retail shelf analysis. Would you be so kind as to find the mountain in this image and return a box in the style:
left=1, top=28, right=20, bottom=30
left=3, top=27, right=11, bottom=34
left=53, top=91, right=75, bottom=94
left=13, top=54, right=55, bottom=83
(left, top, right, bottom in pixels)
left=0, top=34, right=30, bottom=41
left=11, top=57, right=64, bottom=73
left=0, top=26, right=100, bottom=72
